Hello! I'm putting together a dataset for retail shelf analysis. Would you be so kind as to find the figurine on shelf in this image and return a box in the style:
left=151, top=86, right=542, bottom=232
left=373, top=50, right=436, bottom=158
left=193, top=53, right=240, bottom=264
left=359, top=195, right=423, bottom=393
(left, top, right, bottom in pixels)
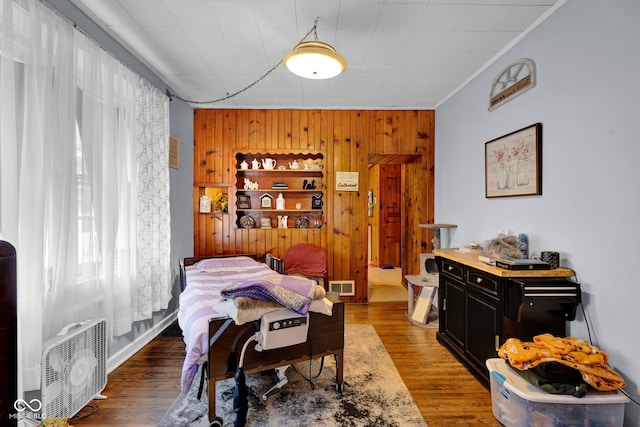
left=312, top=193, right=323, bottom=209
left=288, top=160, right=301, bottom=169
left=262, top=158, right=277, bottom=169
left=244, top=178, right=258, bottom=190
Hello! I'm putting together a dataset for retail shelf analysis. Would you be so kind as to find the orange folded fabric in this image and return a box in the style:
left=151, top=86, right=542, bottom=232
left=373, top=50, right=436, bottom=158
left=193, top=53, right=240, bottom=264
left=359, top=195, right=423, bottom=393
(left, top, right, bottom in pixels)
left=499, top=333, right=626, bottom=391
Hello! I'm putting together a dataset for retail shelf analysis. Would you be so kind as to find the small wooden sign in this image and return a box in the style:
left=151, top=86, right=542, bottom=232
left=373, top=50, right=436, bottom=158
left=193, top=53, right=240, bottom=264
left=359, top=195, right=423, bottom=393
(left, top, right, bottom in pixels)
left=169, top=135, right=180, bottom=169
left=336, top=171, right=359, bottom=191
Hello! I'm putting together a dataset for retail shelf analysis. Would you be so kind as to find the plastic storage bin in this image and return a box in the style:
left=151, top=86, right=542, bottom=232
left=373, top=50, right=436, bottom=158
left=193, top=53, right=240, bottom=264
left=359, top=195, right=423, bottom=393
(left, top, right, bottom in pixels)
left=486, top=358, right=629, bottom=426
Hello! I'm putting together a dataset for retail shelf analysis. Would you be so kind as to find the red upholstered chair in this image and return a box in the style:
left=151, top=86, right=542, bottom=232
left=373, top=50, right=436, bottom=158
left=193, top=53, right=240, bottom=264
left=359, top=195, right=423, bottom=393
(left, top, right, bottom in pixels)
left=282, top=244, right=327, bottom=289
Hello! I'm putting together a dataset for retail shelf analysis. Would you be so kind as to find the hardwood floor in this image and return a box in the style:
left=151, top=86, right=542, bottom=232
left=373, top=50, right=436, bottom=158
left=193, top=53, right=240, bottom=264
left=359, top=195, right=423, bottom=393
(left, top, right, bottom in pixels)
left=71, top=302, right=500, bottom=426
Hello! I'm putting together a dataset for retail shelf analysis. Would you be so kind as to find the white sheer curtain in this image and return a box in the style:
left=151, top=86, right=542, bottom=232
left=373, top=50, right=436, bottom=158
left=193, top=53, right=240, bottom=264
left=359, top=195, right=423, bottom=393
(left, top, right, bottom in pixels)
left=0, top=0, right=75, bottom=394
left=63, top=33, right=140, bottom=339
left=135, top=78, right=171, bottom=321
left=0, top=0, right=171, bottom=394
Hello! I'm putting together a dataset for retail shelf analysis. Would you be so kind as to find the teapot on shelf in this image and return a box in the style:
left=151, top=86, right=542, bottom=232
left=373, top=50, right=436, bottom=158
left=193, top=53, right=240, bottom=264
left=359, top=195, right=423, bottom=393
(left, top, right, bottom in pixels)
left=239, top=160, right=249, bottom=170
left=251, top=158, right=260, bottom=169
left=262, top=158, right=277, bottom=170
left=288, top=160, right=301, bottom=170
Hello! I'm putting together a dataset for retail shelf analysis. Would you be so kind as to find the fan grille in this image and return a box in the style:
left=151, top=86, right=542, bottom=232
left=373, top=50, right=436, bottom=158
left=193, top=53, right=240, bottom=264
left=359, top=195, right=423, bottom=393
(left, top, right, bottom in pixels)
left=41, top=319, right=107, bottom=419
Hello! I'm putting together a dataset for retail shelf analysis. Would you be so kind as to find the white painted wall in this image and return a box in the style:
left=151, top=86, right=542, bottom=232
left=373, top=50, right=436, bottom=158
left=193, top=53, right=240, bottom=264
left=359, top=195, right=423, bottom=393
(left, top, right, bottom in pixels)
left=436, top=0, right=640, bottom=423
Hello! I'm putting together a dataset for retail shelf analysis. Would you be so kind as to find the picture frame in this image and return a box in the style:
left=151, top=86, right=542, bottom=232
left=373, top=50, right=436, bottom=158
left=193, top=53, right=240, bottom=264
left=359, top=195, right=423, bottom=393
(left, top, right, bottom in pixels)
left=485, top=123, right=542, bottom=198
left=236, top=194, right=251, bottom=209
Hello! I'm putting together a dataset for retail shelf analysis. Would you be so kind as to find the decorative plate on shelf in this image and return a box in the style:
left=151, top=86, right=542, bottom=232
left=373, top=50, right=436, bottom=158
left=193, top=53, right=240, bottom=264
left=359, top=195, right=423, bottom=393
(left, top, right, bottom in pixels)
left=295, top=215, right=310, bottom=229
left=239, top=215, right=255, bottom=228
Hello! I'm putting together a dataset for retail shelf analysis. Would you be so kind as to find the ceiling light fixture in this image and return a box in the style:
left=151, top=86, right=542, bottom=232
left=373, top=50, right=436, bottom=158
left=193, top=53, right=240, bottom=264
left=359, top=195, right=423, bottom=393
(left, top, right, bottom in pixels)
left=284, top=17, right=347, bottom=80
left=166, top=18, right=346, bottom=104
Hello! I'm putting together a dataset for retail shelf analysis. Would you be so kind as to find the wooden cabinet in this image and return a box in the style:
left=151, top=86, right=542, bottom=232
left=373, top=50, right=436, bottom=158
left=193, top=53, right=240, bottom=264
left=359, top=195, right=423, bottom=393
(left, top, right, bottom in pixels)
left=234, top=152, right=324, bottom=229
left=465, top=286, right=501, bottom=370
left=441, top=272, right=466, bottom=347
left=435, top=249, right=580, bottom=387
left=440, top=257, right=502, bottom=372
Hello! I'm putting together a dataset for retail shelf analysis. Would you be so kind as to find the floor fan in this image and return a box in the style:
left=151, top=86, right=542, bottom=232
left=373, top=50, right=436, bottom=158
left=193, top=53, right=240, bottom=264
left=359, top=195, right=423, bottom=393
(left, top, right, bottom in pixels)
left=41, top=318, right=107, bottom=419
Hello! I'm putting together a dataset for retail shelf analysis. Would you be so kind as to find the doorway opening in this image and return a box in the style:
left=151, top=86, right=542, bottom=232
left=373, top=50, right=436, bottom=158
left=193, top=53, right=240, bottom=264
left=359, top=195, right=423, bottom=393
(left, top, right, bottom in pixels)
left=367, top=154, right=421, bottom=302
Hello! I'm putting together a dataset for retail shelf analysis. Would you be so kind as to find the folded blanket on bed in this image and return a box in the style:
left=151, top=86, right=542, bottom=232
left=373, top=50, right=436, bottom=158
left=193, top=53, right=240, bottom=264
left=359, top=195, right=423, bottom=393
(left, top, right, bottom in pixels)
left=221, top=274, right=318, bottom=315
left=233, top=285, right=325, bottom=310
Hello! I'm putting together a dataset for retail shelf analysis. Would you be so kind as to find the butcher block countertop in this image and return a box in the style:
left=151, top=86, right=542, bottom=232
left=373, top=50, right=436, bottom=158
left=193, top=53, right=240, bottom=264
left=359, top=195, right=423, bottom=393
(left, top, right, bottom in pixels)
left=434, top=248, right=575, bottom=278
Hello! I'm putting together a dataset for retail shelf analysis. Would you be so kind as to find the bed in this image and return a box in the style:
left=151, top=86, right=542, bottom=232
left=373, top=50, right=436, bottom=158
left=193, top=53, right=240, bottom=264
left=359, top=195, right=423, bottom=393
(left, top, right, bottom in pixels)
left=178, top=255, right=345, bottom=425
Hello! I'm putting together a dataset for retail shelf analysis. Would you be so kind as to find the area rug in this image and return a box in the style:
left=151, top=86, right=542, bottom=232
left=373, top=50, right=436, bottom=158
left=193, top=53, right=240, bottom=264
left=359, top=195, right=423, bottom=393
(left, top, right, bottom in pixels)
left=159, top=324, right=427, bottom=427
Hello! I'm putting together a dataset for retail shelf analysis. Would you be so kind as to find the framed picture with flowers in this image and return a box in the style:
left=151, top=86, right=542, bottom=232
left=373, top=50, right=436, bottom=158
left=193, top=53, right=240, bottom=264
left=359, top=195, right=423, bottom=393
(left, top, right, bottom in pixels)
left=485, top=123, right=542, bottom=198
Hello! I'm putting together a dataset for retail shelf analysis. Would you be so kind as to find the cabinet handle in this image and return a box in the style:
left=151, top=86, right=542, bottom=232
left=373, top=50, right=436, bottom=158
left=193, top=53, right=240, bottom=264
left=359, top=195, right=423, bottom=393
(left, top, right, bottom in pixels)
left=495, top=335, right=500, bottom=351
left=476, top=277, right=483, bottom=284
left=448, top=266, right=453, bottom=271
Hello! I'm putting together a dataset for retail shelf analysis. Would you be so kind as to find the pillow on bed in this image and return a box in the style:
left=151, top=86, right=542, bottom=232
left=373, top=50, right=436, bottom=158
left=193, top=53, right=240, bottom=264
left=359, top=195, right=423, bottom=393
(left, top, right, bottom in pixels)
left=194, top=256, right=258, bottom=271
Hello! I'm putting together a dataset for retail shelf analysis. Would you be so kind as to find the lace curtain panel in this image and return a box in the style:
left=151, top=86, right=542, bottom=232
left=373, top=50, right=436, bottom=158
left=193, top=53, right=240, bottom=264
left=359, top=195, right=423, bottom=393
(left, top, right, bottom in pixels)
left=0, top=0, right=171, bottom=392
left=135, top=79, right=172, bottom=322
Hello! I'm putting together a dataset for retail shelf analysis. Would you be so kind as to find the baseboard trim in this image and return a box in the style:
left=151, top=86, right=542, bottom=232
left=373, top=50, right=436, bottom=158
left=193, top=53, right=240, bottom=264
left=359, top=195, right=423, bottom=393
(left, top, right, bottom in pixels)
left=106, top=309, right=178, bottom=374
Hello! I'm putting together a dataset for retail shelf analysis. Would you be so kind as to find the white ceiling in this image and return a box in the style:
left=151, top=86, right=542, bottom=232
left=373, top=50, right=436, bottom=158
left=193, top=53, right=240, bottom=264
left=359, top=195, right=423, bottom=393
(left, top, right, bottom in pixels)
left=70, top=0, right=564, bottom=109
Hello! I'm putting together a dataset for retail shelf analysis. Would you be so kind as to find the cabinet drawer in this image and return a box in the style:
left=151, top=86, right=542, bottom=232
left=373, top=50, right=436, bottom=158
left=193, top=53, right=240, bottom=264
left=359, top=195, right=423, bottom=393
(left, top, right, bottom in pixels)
left=467, top=270, right=499, bottom=296
left=441, top=260, right=464, bottom=280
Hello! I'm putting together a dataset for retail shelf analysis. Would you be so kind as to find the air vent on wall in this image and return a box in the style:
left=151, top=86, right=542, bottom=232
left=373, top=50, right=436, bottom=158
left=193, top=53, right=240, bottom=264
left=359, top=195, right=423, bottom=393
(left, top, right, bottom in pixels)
left=329, top=280, right=355, bottom=296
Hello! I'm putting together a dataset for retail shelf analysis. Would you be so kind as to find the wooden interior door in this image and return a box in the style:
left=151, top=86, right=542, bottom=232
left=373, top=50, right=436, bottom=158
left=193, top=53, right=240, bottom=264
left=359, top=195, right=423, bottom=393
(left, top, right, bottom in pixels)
left=378, top=164, right=401, bottom=266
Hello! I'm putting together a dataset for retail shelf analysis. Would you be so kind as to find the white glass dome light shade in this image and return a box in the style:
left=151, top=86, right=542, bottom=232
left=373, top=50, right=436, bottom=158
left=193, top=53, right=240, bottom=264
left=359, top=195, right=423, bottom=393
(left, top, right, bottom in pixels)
left=284, top=41, right=347, bottom=80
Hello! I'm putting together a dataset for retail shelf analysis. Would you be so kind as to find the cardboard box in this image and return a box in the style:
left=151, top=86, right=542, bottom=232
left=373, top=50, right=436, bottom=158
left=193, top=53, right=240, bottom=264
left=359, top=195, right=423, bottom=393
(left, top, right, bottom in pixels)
left=486, top=358, right=628, bottom=426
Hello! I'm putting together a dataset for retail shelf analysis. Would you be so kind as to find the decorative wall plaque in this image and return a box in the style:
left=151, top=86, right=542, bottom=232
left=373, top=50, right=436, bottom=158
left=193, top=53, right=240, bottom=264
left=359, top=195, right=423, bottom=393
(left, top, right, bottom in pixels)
left=489, top=58, right=536, bottom=111
left=335, top=171, right=359, bottom=191
left=169, top=135, right=180, bottom=169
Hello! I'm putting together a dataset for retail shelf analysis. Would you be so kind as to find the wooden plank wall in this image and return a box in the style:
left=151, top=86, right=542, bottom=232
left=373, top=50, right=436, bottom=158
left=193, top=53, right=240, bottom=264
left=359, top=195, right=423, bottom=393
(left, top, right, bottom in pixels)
left=368, top=164, right=381, bottom=266
left=193, top=109, right=435, bottom=303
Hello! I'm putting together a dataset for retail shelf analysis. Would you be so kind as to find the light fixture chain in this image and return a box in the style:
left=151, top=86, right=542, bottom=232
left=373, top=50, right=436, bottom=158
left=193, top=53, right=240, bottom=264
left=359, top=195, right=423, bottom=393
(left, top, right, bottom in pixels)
left=310, top=17, right=319, bottom=42
left=166, top=17, right=320, bottom=105
left=167, top=59, right=283, bottom=105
